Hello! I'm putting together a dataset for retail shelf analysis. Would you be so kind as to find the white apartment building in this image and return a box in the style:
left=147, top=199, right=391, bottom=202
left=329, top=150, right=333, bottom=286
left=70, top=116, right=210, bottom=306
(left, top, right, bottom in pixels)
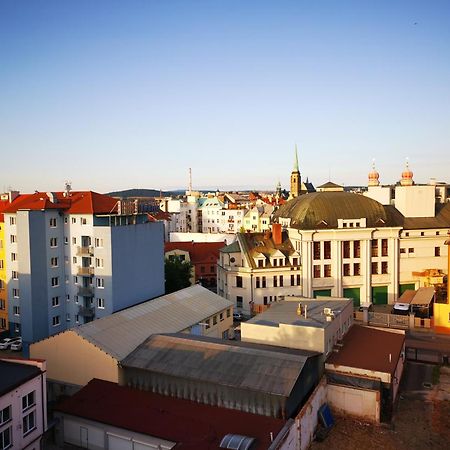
left=0, top=357, right=47, bottom=450
left=4, top=191, right=164, bottom=345
left=243, top=205, right=274, bottom=232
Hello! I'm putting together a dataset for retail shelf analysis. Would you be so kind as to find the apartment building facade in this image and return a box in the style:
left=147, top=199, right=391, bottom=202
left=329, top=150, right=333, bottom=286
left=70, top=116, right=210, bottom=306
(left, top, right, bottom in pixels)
left=3, top=191, right=164, bottom=345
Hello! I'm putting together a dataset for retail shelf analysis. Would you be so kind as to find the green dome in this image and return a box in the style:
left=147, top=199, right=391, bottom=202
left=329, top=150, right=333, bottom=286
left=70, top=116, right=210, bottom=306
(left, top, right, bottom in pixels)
left=274, top=192, right=400, bottom=229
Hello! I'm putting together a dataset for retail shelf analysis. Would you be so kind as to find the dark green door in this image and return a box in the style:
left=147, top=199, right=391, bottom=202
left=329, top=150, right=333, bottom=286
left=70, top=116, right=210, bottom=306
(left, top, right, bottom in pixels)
left=343, top=287, right=361, bottom=307
left=313, top=289, right=332, bottom=298
left=399, top=283, right=415, bottom=296
left=372, top=286, right=388, bottom=304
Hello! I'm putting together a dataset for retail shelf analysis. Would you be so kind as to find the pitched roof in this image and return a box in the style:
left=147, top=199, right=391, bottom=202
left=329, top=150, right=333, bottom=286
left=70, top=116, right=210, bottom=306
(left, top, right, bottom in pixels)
left=3, top=191, right=118, bottom=215
left=165, top=241, right=226, bottom=264
left=55, top=378, right=285, bottom=450
left=69, top=285, right=233, bottom=360
left=122, top=333, right=318, bottom=397
left=326, top=325, right=405, bottom=375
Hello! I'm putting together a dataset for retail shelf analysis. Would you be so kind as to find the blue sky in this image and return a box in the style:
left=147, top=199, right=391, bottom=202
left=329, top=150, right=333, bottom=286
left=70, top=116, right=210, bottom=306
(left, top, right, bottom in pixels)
left=1, top=1, right=449, bottom=193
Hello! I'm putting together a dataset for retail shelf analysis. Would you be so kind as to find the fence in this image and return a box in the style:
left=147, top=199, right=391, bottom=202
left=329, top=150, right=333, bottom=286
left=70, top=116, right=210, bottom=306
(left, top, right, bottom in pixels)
left=354, top=311, right=431, bottom=330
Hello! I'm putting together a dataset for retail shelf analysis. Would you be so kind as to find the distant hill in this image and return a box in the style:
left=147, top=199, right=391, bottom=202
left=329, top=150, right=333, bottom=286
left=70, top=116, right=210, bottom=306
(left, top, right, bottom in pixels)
left=107, top=188, right=184, bottom=198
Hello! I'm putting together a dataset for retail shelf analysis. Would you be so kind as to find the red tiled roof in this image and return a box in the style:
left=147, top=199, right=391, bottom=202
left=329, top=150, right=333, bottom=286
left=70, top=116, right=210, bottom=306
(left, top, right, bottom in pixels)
left=55, top=379, right=285, bottom=450
left=3, top=191, right=117, bottom=215
left=326, top=325, right=405, bottom=375
left=165, top=241, right=226, bottom=264
left=149, top=211, right=172, bottom=221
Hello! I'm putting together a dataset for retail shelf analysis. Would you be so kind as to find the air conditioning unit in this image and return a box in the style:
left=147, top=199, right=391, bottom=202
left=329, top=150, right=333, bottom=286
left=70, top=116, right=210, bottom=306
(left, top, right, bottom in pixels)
left=323, top=307, right=332, bottom=315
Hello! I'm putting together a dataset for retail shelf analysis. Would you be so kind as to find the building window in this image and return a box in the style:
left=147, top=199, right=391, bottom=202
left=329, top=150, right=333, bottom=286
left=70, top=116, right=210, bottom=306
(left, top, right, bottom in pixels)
left=95, top=258, right=104, bottom=268
left=22, top=391, right=35, bottom=411
left=52, top=316, right=60, bottom=326
left=273, top=276, right=278, bottom=287
left=51, top=277, right=59, bottom=287
left=258, top=259, right=264, bottom=268
left=66, top=313, right=71, bottom=322
left=273, top=259, right=277, bottom=267
left=381, top=261, right=388, bottom=274
left=324, top=241, right=331, bottom=259
left=81, top=218, right=87, bottom=225
left=263, top=296, right=268, bottom=305
left=236, top=276, right=243, bottom=288
left=13, top=288, right=19, bottom=298
left=50, top=237, right=57, bottom=247
left=0, top=426, right=11, bottom=449
left=75, top=314, right=79, bottom=323
left=50, top=257, right=58, bottom=267
left=313, top=265, right=321, bottom=278
left=435, top=247, right=441, bottom=257
left=13, top=306, right=20, bottom=316
left=219, top=312, right=224, bottom=322
left=353, top=241, right=361, bottom=258
left=371, top=240, right=378, bottom=257
left=226, top=308, right=231, bottom=318
left=95, top=238, right=104, bottom=247
left=10, top=235, right=17, bottom=244
left=296, top=274, right=301, bottom=286
left=400, top=248, right=406, bottom=254
left=64, top=237, right=68, bottom=245
left=343, top=263, right=350, bottom=276
left=0, top=300, right=5, bottom=310
left=408, top=248, right=414, bottom=254
left=64, top=217, right=68, bottom=224
left=97, top=298, right=105, bottom=309
left=290, top=275, right=295, bottom=286
left=372, top=262, right=378, bottom=274
left=213, top=315, right=217, bottom=325
left=236, top=296, right=243, bottom=308
left=96, top=278, right=105, bottom=288
left=9, top=217, right=16, bottom=225
left=49, top=218, right=57, bottom=227
left=256, top=277, right=260, bottom=289
left=11, top=253, right=17, bottom=262
left=324, top=265, right=331, bottom=278
left=381, top=239, right=388, bottom=257
left=51, top=296, right=59, bottom=307
left=205, top=318, right=210, bottom=329
left=279, top=275, right=284, bottom=287
left=72, top=217, right=76, bottom=224
left=262, top=276, right=266, bottom=288
left=23, top=410, right=36, bottom=436
left=353, top=263, right=360, bottom=276
left=72, top=256, right=77, bottom=264
left=72, top=237, right=77, bottom=245
left=0, top=405, right=11, bottom=426
left=342, top=241, right=350, bottom=258
left=11, top=271, right=18, bottom=280
left=313, top=242, right=321, bottom=260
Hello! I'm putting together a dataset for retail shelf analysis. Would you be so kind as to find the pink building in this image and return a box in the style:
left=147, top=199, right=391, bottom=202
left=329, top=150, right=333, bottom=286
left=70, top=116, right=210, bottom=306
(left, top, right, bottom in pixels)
left=0, top=358, right=47, bottom=450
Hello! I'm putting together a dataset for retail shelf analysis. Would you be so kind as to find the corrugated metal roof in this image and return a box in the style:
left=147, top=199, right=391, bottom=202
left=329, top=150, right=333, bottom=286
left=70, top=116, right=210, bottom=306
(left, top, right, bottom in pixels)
left=245, top=298, right=352, bottom=329
left=74, top=285, right=233, bottom=361
left=123, top=334, right=315, bottom=397
left=411, top=287, right=435, bottom=306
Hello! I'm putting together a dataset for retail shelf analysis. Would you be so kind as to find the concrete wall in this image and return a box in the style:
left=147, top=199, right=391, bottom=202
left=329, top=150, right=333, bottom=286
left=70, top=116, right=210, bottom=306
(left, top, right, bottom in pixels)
left=327, top=384, right=380, bottom=422
left=30, top=330, right=119, bottom=387
left=395, top=185, right=435, bottom=218
left=57, top=414, right=175, bottom=450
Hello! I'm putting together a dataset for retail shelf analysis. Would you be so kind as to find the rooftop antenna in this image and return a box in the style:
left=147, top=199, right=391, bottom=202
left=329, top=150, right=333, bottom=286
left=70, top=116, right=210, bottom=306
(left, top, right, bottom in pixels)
left=64, top=180, right=72, bottom=197
left=188, top=168, right=192, bottom=194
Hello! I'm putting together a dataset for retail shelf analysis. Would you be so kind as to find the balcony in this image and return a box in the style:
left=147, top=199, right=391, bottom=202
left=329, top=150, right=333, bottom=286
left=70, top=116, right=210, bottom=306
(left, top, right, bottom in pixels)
left=77, top=266, right=94, bottom=276
left=77, top=286, right=94, bottom=297
left=76, top=246, right=94, bottom=256
left=78, top=305, right=95, bottom=318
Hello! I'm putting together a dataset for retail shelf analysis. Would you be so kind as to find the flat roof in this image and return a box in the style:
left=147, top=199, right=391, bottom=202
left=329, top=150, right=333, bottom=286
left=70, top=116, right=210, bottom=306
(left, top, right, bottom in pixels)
left=245, top=298, right=352, bottom=329
left=326, top=325, right=405, bottom=375
left=55, top=378, right=285, bottom=450
left=122, top=333, right=318, bottom=397
left=0, top=360, right=42, bottom=396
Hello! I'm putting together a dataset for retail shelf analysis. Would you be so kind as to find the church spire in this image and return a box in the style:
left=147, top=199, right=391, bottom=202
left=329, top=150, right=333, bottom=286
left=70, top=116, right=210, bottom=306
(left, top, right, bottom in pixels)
left=290, top=144, right=301, bottom=198
left=293, top=144, right=299, bottom=173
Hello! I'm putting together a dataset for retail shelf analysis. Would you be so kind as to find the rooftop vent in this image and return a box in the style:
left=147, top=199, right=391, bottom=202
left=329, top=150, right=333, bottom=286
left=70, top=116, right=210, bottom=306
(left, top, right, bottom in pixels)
left=220, top=434, right=256, bottom=450
left=323, top=307, right=332, bottom=315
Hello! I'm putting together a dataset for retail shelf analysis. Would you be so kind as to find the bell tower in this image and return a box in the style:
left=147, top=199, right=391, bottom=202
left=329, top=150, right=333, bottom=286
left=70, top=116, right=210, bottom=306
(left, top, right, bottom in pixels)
left=290, top=145, right=301, bottom=198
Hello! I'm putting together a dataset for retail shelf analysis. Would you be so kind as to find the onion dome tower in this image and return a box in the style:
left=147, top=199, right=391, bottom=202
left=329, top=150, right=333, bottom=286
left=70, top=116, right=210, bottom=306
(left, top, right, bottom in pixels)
left=368, top=160, right=380, bottom=186
left=400, top=159, right=414, bottom=186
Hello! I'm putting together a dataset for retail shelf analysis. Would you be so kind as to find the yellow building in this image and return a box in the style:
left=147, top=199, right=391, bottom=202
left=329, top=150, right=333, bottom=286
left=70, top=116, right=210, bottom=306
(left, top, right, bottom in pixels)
left=434, top=235, right=450, bottom=334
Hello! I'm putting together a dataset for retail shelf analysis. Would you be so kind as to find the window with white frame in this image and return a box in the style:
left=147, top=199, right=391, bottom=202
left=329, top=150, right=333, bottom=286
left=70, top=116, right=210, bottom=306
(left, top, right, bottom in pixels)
left=49, top=217, right=57, bottom=227
left=9, top=217, right=15, bottom=225
left=11, top=271, right=18, bottom=279
left=0, top=405, right=11, bottom=426
left=50, top=237, right=57, bottom=247
left=74, top=295, right=79, bottom=303
left=0, top=426, right=11, bottom=449
left=10, top=235, right=17, bottom=244
left=95, top=258, right=104, bottom=268
left=11, top=253, right=17, bottom=262
left=64, top=237, right=68, bottom=245
left=13, top=306, right=20, bottom=316
left=23, top=410, right=36, bottom=436
left=94, top=238, right=103, bottom=247
left=52, top=316, right=60, bottom=326
left=22, top=391, right=35, bottom=411
left=81, top=217, right=87, bottom=225
left=50, top=257, right=58, bottom=267
left=75, top=314, right=79, bottom=323
left=12, top=288, right=19, bottom=298
left=66, top=313, right=70, bottom=322
left=51, top=277, right=59, bottom=287
left=51, top=296, right=59, bottom=307
left=72, top=217, right=76, bottom=224
left=97, top=298, right=105, bottom=309
left=96, top=278, right=105, bottom=288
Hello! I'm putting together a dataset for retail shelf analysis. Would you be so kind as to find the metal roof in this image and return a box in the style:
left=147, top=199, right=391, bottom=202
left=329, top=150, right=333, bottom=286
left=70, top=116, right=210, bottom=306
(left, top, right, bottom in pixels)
left=122, top=333, right=317, bottom=397
left=410, top=287, right=435, bottom=306
left=274, top=191, right=403, bottom=229
left=73, top=285, right=233, bottom=361
left=245, top=298, right=352, bottom=329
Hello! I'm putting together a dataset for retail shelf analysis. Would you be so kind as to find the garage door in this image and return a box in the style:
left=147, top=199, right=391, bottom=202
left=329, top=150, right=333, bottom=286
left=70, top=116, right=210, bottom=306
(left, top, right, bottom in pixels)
left=107, top=434, right=133, bottom=450
left=343, top=287, right=360, bottom=307
left=313, top=289, right=331, bottom=298
left=372, top=286, right=388, bottom=305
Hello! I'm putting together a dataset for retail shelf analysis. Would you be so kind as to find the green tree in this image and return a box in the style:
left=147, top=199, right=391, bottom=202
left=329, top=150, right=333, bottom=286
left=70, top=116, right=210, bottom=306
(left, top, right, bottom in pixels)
left=164, top=256, right=193, bottom=294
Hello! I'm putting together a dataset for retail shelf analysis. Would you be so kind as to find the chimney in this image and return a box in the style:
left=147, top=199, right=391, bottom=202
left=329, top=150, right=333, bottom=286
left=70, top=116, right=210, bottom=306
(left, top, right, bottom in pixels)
left=272, top=223, right=282, bottom=245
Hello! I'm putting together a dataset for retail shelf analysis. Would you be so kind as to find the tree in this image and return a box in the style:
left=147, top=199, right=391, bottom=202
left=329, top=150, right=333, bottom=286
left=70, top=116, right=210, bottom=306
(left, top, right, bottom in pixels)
left=164, top=256, right=193, bottom=294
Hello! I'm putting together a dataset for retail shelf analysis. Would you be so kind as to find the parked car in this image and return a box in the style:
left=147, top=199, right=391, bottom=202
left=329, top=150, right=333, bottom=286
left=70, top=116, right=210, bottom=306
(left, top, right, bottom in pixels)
left=0, top=337, right=21, bottom=350
left=233, top=312, right=243, bottom=321
left=10, top=337, right=23, bottom=351
left=391, top=303, right=411, bottom=316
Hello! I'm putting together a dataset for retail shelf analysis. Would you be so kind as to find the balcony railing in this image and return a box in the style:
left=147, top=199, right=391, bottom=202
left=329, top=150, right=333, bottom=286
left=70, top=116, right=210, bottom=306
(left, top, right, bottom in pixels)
left=78, top=305, right=95, bottom=318
left=77, top=266, right=94, bottom=276
left=76, top=246, right=94, bottom=256
left=77, top=286, right=94, bottom=297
